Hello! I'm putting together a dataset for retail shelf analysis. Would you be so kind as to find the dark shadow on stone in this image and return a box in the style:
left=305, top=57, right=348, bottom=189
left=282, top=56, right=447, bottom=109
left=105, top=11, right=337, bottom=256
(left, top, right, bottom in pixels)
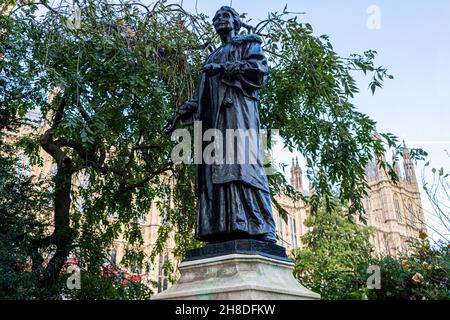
left=184, top=239, right=292, bottom=263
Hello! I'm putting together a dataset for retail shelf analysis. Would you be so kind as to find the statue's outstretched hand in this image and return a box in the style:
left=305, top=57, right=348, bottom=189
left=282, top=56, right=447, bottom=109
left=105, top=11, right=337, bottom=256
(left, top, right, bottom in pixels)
left=181, top=99, right=198, bottom=113
left=202, top=63, right=223, bottom=76
left=163, top=99, right=198, bottom=137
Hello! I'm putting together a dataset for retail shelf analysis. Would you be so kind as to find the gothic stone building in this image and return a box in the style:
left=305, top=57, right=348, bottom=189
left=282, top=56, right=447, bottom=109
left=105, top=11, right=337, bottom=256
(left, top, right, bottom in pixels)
left=363, top=143, right=426, bottom=255
left=282, top=152, right=426, bottom=257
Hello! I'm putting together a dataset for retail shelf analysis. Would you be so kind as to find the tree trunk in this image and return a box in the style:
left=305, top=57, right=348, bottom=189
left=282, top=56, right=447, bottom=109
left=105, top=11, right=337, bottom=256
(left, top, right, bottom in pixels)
left=38, top=129, right=75, bottom=289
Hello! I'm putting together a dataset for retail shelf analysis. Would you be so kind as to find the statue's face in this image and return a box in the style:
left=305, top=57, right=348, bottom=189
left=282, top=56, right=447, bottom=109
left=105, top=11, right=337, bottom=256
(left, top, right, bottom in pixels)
left=213, top=9, right=235, bottom=34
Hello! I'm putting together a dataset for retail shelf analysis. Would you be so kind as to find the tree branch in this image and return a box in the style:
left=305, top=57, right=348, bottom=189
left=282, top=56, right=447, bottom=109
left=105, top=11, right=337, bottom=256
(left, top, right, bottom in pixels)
left=118, top=163, right=172, bottom=193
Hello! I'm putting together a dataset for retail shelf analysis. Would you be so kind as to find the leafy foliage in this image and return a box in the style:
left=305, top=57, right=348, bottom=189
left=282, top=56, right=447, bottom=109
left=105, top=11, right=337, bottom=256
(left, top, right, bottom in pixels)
left=293, top=207, right=449, bottom=300
left=62, top=262, right=156, bottom=300
left=2, top=0, right=206, bottom=296
left=257, top=12, right=423, bottom=216
left=0, top=128, right=51, bottom=299
left=292, top=202, right=375, bottom=299
left=367, top=239, right=450, bottom=300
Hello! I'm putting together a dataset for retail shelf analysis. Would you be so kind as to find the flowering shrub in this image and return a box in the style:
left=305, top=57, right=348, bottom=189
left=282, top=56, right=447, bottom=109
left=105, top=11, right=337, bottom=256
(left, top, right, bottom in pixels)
left=367, top=238, right=449, bottom=300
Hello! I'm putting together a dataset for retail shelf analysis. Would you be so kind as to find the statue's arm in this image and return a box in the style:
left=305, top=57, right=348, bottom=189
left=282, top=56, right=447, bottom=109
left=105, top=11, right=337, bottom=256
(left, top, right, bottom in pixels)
left=163, top=93, right=199, bottom=136
left=177, top=97, right=198, bottom=125
left=223, top=39, right=269, bottom=91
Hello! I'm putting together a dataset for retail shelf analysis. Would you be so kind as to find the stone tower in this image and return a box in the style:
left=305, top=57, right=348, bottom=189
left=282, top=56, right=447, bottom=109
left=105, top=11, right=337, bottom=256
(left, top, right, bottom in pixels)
left=290, top=157, right=303, bottom=193
left=402, top=140, right=417, bottom=185
left=364, top=142, right=426, bottom=255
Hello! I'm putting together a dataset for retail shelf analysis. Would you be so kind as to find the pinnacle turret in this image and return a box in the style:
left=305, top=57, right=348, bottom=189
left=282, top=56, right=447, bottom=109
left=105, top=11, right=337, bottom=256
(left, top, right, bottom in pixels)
left=291, top=157, right=303, bottom=193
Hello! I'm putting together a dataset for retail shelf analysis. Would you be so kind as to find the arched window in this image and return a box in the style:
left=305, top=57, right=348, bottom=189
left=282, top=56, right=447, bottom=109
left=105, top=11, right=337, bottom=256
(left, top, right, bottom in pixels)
left=292, top=217, right=298, bottom=248
left=158, top=255, right=169, bottom=292
left=404, top=201, right=416, bottom=228
left=409, top=201, right=417, bottom=228
left=289, top=217, right=297, bottom=249
left=277, top=212, right=283, bottom=243
left=393, top=195, right=402, bottom=222
left=163, top=255, right=169, bottom=290
left=157, top=255, right=163, bottom=293
left=111, top=248, right=117, bottom=265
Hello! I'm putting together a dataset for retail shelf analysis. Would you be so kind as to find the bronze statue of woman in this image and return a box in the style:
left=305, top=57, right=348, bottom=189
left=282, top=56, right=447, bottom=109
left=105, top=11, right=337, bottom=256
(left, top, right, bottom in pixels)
left=164, top=6, right=276, bottom=244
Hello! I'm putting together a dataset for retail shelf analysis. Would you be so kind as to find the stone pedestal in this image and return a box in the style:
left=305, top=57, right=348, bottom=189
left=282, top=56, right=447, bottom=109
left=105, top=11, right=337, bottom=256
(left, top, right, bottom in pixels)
left=151, top=240, right=320, bottom=300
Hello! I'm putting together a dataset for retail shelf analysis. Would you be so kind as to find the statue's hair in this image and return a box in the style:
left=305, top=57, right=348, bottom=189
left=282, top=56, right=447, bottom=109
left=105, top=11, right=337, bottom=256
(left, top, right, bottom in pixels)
left=214, top=6, right=241, bottom=32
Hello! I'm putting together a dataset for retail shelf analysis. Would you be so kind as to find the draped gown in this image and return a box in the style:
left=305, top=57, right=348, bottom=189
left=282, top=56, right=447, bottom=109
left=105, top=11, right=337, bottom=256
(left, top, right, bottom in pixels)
left=181, top=34, right=277, bottom=243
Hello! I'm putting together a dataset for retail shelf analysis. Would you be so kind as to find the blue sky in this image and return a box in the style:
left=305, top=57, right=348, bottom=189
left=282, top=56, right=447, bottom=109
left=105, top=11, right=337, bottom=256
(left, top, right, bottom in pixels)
left=176, top=1, right=450, bottom=157
left=173, top=0, right=450, bottom=241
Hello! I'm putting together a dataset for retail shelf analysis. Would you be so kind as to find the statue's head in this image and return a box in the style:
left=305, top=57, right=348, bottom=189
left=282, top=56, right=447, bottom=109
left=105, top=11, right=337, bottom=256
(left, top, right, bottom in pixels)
left=213, top=6, right=241, bottom=35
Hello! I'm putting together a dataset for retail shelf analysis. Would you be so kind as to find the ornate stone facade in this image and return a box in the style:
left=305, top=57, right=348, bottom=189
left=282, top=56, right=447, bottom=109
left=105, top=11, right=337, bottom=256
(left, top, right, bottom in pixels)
left=275, top=158, right=308, bottom=252
left=363, top=143, right=426, bottom=255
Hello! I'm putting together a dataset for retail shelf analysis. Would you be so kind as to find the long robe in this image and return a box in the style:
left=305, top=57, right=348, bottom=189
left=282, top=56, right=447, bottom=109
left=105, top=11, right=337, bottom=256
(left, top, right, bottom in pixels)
left=182, top=34, right=276, bottom=243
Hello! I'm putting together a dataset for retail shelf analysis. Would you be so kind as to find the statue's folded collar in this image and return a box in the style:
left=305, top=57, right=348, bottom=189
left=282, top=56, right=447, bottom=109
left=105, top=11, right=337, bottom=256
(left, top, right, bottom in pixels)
left=231, top=34, right=263, bottom=45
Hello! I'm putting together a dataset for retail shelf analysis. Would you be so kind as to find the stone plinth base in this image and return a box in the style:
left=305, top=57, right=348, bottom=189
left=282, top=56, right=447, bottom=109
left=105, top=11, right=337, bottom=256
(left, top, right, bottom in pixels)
left=184, top=239, right=290, bottom=262
left=151, top=253, right=320, bottom=300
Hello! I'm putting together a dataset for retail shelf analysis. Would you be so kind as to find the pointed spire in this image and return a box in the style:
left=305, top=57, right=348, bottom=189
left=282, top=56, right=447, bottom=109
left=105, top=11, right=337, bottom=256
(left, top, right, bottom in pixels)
left=290, top=158, right=295, bottom=185
left=291, top=156, right=303, bottom=193
left=402, top=140, right=416, bottom=184
left=402, top=140, right=411, bottom=158
left=295, top=157, right=301, bottom=171
left=392, top=151, right=401, bottom=178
